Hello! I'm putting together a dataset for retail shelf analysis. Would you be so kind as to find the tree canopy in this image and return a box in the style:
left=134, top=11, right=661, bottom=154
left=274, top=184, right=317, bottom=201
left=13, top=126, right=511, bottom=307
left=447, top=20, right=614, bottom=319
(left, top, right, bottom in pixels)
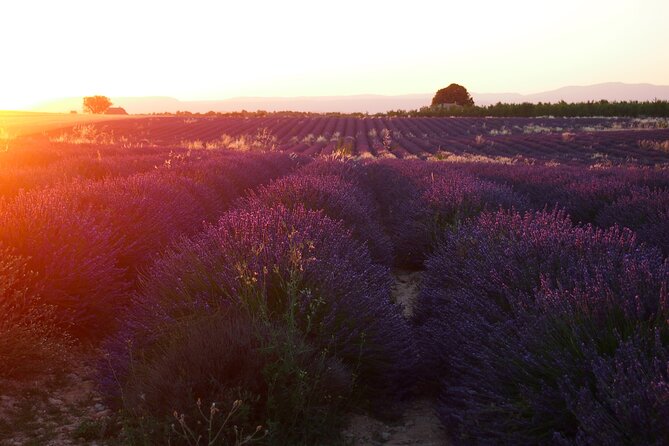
left=83, top=96, right=113, bottom=114
left=431, top=84, right=474, bottom=107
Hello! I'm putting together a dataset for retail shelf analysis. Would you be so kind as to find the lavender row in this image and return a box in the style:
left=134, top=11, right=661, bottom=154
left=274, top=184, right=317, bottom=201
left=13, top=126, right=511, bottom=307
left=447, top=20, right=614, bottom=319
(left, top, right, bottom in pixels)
left=414, top=209, right=669, bottom=443
left=49, top=116, right=669, bottom=165
left=101, top=205, right=415, bottom=442
left=0, top=151, right=298, bottom=340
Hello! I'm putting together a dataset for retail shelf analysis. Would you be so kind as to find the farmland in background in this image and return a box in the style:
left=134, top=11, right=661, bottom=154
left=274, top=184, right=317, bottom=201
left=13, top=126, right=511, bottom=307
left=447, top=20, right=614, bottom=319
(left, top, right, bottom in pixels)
left=0, top=111, right=137, bottom=139
left=38, top=114, right=669, bottom=165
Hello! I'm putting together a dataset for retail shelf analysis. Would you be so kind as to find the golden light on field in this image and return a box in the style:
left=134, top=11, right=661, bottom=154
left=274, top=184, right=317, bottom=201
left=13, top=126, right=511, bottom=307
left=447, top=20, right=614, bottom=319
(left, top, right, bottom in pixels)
left=1, top=0, right=668, bottom=110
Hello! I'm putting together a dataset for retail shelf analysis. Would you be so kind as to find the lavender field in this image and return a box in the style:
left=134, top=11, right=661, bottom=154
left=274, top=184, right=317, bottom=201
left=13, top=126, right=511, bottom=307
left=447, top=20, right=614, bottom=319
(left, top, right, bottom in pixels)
left=75, top=115, right=669, bottom=165
left=1, top=117, right=668, bottom=445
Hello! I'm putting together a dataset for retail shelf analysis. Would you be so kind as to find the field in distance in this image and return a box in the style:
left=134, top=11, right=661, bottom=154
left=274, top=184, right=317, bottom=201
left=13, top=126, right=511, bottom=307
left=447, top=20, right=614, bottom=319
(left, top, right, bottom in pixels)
left=0, top=111, right=141, bottom=139
left=33, top=114, right=669, bottom=166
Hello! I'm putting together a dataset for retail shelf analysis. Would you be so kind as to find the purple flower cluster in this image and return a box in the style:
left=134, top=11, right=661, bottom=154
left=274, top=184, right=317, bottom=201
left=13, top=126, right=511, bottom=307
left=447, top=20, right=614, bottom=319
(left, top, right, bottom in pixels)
left=104, top=205, right=415, bottom=403
left=243, top=173, right=393, bottom=264
left=297, top=158, right=366, bottom=183
left=175, top=151, right=301, bottom=192
left=396, top=172, right=528, bottom=266
left=414, top=208, right=669, bottom=443
left=597, top=186, right=669, bottom=257
left=465, top=163, right=627, bottom=222
left=0, top=152, right=298, bottom=340
left=469, top=162, right=669, bottom=217
left=0, top=189, right=126, bottom=338
left=344, top=159, right=529, bottom=267
left=60, top=172, right=216, bottom=275
left=347, top=160, right=443, bottom=267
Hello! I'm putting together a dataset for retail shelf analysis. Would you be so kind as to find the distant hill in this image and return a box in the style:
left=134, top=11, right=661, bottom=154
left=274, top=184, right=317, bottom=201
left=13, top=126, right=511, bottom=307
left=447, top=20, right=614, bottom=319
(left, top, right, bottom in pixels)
left=31, top=94, right=431, bottom=115
left=473, top=83, right=669, bottom=106
left=31, top=83, right=669, bottom=114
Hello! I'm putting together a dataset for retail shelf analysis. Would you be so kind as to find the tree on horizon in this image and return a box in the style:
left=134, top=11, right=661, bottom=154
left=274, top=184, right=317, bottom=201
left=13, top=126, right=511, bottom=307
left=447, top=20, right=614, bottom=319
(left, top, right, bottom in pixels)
left=431, top=84, right=474, bottom=107
left=83, top=96, right=113, bottom=114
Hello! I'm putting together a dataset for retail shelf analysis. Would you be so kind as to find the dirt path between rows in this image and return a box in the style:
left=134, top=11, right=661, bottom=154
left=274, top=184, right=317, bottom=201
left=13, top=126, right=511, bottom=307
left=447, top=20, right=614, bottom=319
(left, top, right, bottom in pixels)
left=342, top=270, right=449, bottom=446
left=0, top=349, right=109, bottom=446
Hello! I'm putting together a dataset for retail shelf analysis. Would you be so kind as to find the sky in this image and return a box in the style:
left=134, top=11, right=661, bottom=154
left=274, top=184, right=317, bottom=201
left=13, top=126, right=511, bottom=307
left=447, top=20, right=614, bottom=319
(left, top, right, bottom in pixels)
left=1, top=0, right=668, bottom=109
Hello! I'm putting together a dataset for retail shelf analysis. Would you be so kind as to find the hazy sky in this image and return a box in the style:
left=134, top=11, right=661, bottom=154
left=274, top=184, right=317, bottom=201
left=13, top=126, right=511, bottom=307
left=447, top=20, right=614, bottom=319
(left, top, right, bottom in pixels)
left=1, top=0, right=668, bottom=109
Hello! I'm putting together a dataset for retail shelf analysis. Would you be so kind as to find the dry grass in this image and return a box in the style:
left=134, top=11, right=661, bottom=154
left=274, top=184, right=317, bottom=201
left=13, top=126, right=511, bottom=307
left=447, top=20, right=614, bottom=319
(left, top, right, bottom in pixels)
left=181, top=127, right=278, bottom=152
left=429, top=150, right=533, bottom=165
left=638, top=139, right=669, bottom=152
left=50, top=125, right=116, bottom=145
left=522, top=124, right=559, bottom=134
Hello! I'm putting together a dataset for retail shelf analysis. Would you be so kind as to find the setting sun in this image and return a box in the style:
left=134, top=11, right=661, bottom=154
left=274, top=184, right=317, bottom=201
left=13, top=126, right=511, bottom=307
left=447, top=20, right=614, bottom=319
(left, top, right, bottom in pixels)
left=2, top=0, right=668, bottom=110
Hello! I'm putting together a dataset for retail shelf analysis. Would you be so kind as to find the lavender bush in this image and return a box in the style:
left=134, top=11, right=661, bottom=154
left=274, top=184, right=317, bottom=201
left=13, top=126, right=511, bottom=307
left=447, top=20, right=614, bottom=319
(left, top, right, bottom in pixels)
left=0, top=189, right=126, bottom=338
left=132, top=206, right=414, bottom=394
left=0, top=244, right=70, bottom=379
left=414, top=209, right=669, bottom=443
left=597, top=186, right=669, bottom=257
left=63, top=172, right=213, bottom=275
left=103, top=206, right=414, bottom=388
left=395, top=173, right=528, bottom=265
left=109, top=307, right=350, bottom=445
left=101, top=205, right=415, bottom=443
left=355, top=161, right=431, bottom=267
left=243, top=174, right=393, bottom=264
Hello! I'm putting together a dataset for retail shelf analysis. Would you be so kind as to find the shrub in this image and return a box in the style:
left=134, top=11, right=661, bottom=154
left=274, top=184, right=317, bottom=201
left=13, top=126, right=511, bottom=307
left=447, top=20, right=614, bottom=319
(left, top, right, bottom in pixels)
left=355, top=161, right=425, bottom=264
left=243, top=174, right=393, bottom=264
left=0, top=137, right=63, bottom=167
left=199, top=205, right=415, bottom=394
left=556, top=176, right=630, bottom=223
left=0, top=245, right=70, bottom=379
left=171, top=158, right=241, bottom=206
left=0, top=189, right=126, bottom=338
left=351, top=160, right=528, bottom=267
left=108, top=307, right=349, bottom=445
left=0, top=153, right=169, bottom=198
left=104, top=206, right=414, bottom=402
left=434, top=274, right=669, bottom=444
left=0, top=164, right=66, bottom=197
left=296, top=159, right=365, bottom=184
left=395, top=173, right=528, bottom=266
left=57, top=173, right=211, bottom=277
left=414, top=209, right=669, bottom=443
left=203, top=152, right=299, bottom=192
left=0, top=152, right=296, bottom=341
left=74, top=152, right=299, bottom=276
left=102, top=206, right=414, bottom=443
left=358, top=161, right=423, bottom=227
left=464, top=163, right=630, bottom=223
left=597, top=186, right=669, bottom=256
left=555, top=332, right=669, bottom=445
left=414, top=209, right=662, bottom=382
left=63, top=154, right=167, bottom=181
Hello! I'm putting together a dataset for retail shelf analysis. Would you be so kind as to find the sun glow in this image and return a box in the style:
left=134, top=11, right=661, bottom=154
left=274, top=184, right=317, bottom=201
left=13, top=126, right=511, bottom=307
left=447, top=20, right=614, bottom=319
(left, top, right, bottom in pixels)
left=1, top=0, right=668, bottom=110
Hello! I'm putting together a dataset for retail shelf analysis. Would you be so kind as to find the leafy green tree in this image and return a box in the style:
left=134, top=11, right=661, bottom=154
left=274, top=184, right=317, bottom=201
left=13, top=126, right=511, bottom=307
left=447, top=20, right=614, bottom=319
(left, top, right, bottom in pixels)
left=83, top=95, right=113, bottom=114
left=431, top=84, right=475, bottom=107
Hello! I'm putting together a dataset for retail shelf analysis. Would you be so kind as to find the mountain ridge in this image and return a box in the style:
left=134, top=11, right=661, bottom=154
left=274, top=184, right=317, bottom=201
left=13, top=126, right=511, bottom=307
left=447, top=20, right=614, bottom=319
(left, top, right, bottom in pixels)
left=31, top=82, right=669, bottom=114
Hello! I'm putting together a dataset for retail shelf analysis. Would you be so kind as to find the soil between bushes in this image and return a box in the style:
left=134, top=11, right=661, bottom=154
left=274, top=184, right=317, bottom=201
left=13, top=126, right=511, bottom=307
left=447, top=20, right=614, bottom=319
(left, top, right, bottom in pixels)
left=342, top=270, right=448, bottom=446
left=0, top=348, right=109, bottom=446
